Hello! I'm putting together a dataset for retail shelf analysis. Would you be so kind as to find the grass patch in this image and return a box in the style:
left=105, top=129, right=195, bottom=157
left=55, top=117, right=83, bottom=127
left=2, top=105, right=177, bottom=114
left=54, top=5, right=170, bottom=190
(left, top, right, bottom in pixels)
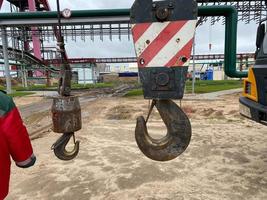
left=71, top=82, right=114, bottom=90
left=1, top=86, right=35, bottom=97
left=11, top=82, right=115, bottom=91
left=124, top=80, right=242, bottom=97
left=124, top=89, right=144, bottom=97
left=15, top=85, right=57, bottom=91
left=185, top=80, right=242, bottom=93
left=8, top=92, right=35, bottom=97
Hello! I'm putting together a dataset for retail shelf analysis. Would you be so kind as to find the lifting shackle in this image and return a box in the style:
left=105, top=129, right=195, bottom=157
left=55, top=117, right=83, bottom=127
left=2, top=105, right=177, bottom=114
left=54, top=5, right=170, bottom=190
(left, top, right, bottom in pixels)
left=135, top=100, right=191, bottom=161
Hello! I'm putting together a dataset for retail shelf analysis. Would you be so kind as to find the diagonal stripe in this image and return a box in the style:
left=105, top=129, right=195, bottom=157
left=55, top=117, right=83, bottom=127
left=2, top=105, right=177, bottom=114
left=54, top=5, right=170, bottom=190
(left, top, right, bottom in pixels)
left=138, top=20, right=187, bottom=67
left=131, top=23, right=151, bottom=43
left=133, top=22, right=170, bottom=57
left=147, top=20, right=196, bottom=67
left=165, top=38, right=194, bottom=67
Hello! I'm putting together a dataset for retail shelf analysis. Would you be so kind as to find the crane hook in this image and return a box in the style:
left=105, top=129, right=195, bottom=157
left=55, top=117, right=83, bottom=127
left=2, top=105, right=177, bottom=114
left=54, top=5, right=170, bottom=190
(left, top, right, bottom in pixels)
left=135, top=99, right=191, bottom=161
left=51, top=132, right=80, bottom=161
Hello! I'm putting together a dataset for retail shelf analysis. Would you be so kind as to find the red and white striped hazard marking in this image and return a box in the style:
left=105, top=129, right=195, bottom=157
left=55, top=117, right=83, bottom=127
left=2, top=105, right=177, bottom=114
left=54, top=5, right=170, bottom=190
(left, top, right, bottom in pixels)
left=132, top=20, right=197, bottom=68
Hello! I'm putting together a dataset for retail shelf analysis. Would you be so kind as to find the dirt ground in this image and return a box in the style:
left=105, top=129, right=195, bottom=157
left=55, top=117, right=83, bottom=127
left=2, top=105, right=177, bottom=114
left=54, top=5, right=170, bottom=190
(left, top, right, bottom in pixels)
left=6, top=92, right=267, bottom=200
left=14, top=96, right=43, bottom=107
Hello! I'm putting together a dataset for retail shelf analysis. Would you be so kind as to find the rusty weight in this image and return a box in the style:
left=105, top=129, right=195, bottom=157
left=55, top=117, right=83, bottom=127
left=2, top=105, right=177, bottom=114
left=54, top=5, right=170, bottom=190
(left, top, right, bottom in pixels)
left=51, top=96, right=82, bottom=133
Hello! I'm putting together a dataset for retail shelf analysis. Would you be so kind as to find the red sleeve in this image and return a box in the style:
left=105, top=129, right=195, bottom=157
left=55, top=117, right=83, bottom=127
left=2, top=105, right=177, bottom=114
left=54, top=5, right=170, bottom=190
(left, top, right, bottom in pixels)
left=2, top=107, right=33, bottom=163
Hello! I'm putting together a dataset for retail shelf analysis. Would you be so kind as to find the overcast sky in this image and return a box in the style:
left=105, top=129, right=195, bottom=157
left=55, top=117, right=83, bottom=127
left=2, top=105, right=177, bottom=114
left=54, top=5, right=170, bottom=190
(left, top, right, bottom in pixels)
left=0, top=0, right=259, bottom=58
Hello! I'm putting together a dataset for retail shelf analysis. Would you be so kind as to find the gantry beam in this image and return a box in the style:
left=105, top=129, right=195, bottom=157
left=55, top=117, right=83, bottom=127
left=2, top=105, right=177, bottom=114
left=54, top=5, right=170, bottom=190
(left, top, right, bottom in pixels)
left=0, top=45, right=59, bottom=73
left=0, top=6, right=256, bottom=77
left=0, top=9, right=131, bottom=26
left=44, top=53, right=255, bottom=65
left=0, top=1, right=265, bottom=27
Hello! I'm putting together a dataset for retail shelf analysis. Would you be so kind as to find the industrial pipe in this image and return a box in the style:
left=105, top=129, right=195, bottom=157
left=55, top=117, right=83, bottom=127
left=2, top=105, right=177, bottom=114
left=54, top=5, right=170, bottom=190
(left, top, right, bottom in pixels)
left=0, top=6, right=246, bottom=78
left=198, top=6, right=247, bottom=78
left=0, top=9, right=130, bottom=19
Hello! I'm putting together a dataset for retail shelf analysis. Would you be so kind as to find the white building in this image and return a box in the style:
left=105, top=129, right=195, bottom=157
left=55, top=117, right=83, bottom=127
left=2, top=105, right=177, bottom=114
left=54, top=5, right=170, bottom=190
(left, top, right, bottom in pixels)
left=109, top=65, right=129, bottom=73
left=128, top=63, right=138, bottom=72
left=72, top=63, right=99, bottom=84
left=0, top=64, right=17, bottom=78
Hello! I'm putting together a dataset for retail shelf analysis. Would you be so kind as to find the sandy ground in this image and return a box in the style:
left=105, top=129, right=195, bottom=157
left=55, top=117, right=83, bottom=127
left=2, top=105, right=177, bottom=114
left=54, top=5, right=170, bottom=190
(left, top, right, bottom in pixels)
left=6, top=92, right=267, bottom=200
left=14, top=96, right=43, bottom=107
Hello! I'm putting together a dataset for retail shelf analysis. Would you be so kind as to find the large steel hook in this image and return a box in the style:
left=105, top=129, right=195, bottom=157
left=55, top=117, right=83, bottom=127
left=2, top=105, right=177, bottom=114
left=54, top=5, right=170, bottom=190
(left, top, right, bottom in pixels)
left=51, top=132, right=80, bottom=161
left=135, top=99, right=191, bottom=161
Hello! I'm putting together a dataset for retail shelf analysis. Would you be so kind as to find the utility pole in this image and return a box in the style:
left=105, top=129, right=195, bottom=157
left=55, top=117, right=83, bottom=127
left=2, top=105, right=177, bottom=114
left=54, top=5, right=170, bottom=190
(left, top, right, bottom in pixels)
left=192, top=36, right=196, bottom=95
left=83, top=65, right=86, bottom=86
left=1, top=27, right=12, bottom=94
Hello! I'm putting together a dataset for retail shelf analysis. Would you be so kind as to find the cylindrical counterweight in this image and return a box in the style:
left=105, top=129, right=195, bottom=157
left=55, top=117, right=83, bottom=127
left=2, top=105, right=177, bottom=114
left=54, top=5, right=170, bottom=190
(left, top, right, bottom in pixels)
left=51, top=96, right=82, bottom=133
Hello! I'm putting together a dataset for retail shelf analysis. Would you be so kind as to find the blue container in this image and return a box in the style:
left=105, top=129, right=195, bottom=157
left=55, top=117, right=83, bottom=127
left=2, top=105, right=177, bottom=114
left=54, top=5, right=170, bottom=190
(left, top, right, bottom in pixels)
left=200, top=72, right=207, bottom=80
left=118, top=72, right=138, bottom=77
left=206, top=69, right=213, bottom=80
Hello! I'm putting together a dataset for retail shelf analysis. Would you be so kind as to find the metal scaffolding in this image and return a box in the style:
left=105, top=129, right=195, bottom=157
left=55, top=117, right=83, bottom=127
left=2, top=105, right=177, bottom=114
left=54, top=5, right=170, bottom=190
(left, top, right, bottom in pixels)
left=197, top=0, right=266, bottom=24
left=43, top=53, right=255, bottom=65
left=3, top=23, right=132, bottom=43
left=0, top=1, right=265, bottom=90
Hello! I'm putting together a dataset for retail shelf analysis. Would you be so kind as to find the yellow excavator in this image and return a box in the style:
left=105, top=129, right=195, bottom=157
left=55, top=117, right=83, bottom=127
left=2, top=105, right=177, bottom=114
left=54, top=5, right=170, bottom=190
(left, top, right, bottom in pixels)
left=239, top=19, right=267, bottom=125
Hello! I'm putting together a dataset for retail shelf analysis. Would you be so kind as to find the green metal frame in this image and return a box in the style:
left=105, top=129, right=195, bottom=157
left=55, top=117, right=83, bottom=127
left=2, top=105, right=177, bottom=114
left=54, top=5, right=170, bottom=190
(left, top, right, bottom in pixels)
left=0, top=9, right=130, bottom=19
left=0, top=6, right=246, bottom=78
left=0, top=61, right=21, bottom=66
left=198, top=6, right=247, bottom=78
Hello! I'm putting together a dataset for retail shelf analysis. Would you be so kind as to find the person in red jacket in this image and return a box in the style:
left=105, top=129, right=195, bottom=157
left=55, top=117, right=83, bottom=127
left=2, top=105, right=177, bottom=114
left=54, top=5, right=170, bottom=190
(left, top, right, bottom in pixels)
left=0, top=90, right=36, bottom=200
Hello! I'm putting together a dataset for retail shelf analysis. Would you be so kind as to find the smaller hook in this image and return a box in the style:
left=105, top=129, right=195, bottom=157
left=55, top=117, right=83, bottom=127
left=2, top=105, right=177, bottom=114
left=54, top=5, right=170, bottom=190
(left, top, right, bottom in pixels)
left=51, top=132, right=80, bottom=161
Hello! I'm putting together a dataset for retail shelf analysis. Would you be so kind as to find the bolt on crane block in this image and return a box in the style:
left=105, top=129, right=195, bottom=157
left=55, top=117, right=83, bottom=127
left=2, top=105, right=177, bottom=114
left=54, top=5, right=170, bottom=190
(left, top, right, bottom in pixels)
left=131, top=0, right=197, bottom=99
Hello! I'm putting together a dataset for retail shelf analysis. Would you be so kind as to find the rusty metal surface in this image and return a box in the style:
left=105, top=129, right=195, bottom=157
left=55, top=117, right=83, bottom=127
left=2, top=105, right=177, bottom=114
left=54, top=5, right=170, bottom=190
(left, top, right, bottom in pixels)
left=51, top=96, right=82, bottom=133
left=135, top=100, right=191, bottom=161
left=51, top=132, right=80, bottom=161
left=50, top=1, right=82, bottom=161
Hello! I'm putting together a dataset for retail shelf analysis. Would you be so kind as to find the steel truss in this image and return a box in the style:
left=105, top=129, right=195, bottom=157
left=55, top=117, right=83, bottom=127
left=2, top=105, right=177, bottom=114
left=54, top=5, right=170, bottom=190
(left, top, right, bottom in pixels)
left=44, top=53, right=255, bottom=65
left=0, top=45, right=58, bottom=73
left=5, top=23, right=132, bottom=43
left=0, top=2, right=263, bottom=76
left=1, top=2, right=265, bottom=45
left=197, top=1, right=266, bottom=23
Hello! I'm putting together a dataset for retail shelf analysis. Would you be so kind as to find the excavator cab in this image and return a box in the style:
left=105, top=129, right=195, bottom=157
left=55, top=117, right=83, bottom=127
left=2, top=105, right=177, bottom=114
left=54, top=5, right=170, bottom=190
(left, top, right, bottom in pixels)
left=239, top=19, right=267, bottom=125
